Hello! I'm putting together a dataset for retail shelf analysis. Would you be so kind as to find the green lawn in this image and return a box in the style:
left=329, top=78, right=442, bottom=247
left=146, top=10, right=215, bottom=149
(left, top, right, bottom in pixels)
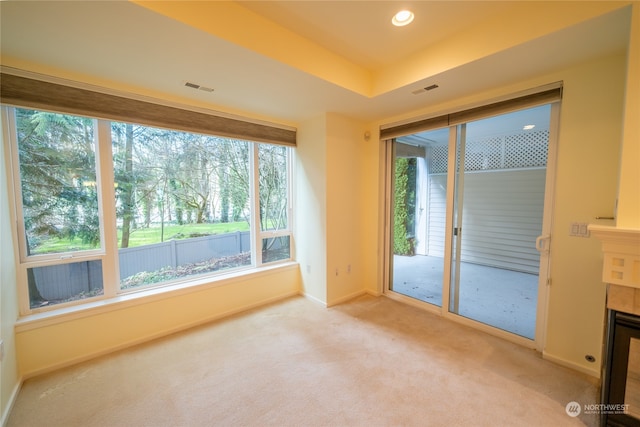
left=33, top=221, right=250, bottom=254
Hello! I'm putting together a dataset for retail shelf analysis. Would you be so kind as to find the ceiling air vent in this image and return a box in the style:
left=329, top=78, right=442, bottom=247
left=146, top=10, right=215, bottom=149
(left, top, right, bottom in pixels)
left=412, top=84, right=439, bottom=95
left=184, top=81, right=215, bottom=93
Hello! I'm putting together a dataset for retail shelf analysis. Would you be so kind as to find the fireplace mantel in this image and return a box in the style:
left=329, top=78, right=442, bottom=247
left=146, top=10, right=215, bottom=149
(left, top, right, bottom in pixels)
left=589, top=225, right=640, bottom=289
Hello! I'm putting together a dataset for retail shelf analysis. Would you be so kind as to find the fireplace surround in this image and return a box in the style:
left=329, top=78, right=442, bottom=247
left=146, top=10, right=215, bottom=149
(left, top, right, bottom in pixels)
left=590, top=226, right=640, bottom=427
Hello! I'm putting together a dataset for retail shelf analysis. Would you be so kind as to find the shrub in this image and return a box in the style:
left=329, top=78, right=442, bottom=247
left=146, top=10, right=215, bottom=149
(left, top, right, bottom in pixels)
left=394, top=158, right=415, bottom=255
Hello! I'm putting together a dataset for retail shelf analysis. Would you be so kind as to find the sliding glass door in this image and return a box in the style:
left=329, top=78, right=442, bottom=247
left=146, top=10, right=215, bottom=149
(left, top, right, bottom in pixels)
left=449, top=105, right=552, bottom=339
left=388, top=102, right=557, bottom=342
left=390, top=128, right=449, bottom=307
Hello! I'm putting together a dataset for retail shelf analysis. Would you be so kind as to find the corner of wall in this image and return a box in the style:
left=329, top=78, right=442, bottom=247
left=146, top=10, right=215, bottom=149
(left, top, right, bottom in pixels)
left=616, top=2, right=640, bottom=228
left=0, top=112, right=22, bottom=426
left=295, top=115, right=328, bottom=304
left=294, top=114, right=380, bottom=306
left=544, top=52, right=627, bottom=377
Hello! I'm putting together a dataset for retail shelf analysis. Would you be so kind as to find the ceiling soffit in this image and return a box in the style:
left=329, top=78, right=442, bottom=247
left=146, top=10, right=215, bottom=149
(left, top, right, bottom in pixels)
left=132, top=1, right=372, bottom=96
left=135, top=1, right=630, bottom=98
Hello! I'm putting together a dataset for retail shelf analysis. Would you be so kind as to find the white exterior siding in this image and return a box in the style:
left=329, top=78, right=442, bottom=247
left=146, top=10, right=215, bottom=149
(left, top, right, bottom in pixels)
left=425, top=169, right=545, bottom=274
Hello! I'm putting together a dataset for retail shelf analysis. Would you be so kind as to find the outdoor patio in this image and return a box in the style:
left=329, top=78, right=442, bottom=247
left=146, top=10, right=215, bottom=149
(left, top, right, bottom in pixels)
left=391, top=255, right=538, bottom=339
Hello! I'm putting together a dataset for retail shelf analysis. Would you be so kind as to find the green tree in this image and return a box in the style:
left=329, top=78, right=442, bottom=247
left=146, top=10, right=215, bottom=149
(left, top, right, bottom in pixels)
left=16, top=109, right=100, bottom=251
left=16, top=109, right=99, bottom=305
left=259, top=144, right=288, bottom=232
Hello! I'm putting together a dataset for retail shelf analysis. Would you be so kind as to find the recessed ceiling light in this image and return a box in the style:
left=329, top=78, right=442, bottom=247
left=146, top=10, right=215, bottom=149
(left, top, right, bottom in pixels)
left=392, top=10, right=414, bottom=27
left=523, top=124, right=535, bottom=130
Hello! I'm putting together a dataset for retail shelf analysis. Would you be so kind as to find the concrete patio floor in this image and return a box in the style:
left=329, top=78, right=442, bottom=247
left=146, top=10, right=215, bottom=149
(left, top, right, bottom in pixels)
left=391, top=255, right=538, bottom=339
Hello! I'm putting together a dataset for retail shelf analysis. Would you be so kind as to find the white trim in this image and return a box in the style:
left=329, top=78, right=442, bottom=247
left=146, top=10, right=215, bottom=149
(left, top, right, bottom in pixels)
left=4, top=107, right=31, bottom=266
left=385, top=283, right=538, bottom=348
left=1, top=107, right=29, bottom=315
left=443, top=309, right=536, bottom=349
left=301, top=291, right=327, bottom=307
left=449, top=124, right=465, bottom=313
left=15, top=262, right=299, bottom=332
left=384, top=291, right=537, bottom=349
left=384, top=291, right=443, bottom=315
left=382, top=140, right=394, bottom=295
left=96, top=120, right=119, bottom=298
left=534, top=101, right=561, bottom=352
left=0, top=379, right=22, bottom=427
left=543, top=351, right=601, bottom=379
left=589, top=225, right=640, bottom=289
left=249, top=143, right=261, bottom=267
left=327, top=289, right=368, bottom=307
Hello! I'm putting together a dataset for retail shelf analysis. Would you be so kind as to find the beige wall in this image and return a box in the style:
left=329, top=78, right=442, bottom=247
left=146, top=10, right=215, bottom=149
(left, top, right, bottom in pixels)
left=296, top=115, right=328, bottom=304
left=617, top=3, right=640, bottom=228
left=325, top=113, right=369, bottom=305
left=0, top=117, right=20, bottom=424
left=296, top=113, right=372, bottom=306
left=544, top=53, right=626, bottom=376
left=15, top=266, right=300, bottom=377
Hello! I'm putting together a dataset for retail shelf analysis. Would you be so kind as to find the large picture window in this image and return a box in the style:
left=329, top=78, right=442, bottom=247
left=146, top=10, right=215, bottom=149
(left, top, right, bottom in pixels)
left=5, top=107, right=293, bottom=313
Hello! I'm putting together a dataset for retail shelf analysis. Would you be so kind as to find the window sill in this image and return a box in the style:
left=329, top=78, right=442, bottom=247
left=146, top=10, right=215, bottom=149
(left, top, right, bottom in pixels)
left=15, top=261, right=299, bottom=333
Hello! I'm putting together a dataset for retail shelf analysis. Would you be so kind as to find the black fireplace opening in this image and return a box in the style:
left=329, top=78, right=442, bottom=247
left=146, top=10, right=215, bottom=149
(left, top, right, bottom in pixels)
left=602, top=310, right=640, bottom=427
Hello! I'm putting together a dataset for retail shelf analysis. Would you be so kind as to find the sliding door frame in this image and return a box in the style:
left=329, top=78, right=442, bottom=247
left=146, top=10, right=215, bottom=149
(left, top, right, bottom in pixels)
left=381, top=86, right=562, bottom=352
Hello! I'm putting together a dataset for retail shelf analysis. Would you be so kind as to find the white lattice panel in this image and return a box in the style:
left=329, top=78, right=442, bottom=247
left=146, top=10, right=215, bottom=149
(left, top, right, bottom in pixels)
left=464, top=137, right=502, bottom=171
left=429, top=145, right=449, bottom=174
left=505, top=130, right=549, bottom=168
left=428, top=130, right=548, bottom=173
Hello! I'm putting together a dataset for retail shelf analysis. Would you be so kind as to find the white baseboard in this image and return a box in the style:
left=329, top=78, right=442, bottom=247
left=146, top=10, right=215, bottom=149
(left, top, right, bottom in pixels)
left=300, top=292, right=327, bottom=307
left=543, top=351, right=601, bottom=379
left=1, top=379, right=22, bottom=427
left=327, top=290, right=368, bottom=307
left=301, top=289, right=380, bottom=307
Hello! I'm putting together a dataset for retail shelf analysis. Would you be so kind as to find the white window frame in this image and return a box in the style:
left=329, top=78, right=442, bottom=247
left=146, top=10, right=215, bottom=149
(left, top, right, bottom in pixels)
left=3, top=106, right=294, bottom=316
left=252, top=143, right=295, bottom=268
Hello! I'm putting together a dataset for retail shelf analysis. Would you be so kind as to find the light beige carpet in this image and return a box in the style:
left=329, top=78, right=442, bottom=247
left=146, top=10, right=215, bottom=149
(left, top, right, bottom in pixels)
left=7, top=294, right=598, bottom=426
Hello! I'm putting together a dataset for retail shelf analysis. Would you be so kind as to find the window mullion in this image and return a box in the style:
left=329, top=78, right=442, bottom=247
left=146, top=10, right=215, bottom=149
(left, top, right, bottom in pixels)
left=96, top=120, right=119, bottom=297
left=4, top=107, right=30, bottom=264
left=3, top=106, right=30, bottom=315
left=249, top=143, right=261, bottom=267
left=287, top=147, right=294, bottom=233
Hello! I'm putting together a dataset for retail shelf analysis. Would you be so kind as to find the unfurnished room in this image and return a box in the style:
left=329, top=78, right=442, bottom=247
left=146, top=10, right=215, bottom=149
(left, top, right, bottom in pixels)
left=1, top=1, right=639, bottom=426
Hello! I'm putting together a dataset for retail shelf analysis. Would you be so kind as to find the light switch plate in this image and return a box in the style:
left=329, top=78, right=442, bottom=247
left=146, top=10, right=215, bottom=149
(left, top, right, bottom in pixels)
left=570, top=222, right=590, bottom=237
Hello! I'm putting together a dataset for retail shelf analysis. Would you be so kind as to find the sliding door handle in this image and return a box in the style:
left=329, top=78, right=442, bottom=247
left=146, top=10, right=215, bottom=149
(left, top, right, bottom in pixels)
left=535, top=235, right=550, bottom=254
